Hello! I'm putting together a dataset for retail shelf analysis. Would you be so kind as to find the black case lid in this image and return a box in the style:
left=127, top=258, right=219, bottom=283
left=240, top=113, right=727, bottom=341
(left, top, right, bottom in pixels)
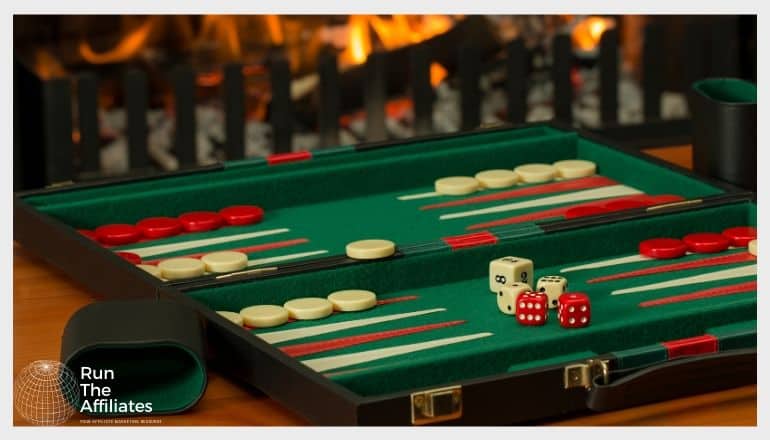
left=61, top=299, right=208, bottom=415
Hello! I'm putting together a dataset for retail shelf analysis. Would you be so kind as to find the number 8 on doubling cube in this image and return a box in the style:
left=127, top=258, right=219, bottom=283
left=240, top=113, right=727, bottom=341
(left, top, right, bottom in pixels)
left=489, top=256, right=534, bottom=293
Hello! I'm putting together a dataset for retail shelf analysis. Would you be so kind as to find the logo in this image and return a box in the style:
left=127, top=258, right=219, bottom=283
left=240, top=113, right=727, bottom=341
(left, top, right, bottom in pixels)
left=14, top=360, right=80, bottom=426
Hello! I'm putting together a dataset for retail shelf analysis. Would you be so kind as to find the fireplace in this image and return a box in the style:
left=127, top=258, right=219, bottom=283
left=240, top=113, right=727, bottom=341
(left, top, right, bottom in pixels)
left=13, top=15, right=756, bottom=190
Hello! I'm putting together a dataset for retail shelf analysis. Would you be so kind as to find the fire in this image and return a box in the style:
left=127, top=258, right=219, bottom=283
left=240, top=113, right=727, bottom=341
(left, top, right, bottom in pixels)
left=265, top=15, right=284, bottom=46
left=430, top=62, right=448, bottom=87
left=341, top=15, right=456, bottom=68
left=79, top=17, right=157, bottom=64
left=571, top=16, right=615, bottom=52
left=196, top=15, right=242, bottom=59
left=33, top=49, right=67, bottom=80
left=345, top=16, right=373, bottom=65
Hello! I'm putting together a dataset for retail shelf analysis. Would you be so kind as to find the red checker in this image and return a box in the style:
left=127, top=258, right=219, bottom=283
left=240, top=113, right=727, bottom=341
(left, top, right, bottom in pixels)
left=683, top=232, right=730, bottom=254
left=178, top=211, right=224, bottom=232
left=638, top=238, right=688, bottom=259
left=94, top=224, right=142, bottom=245
left=564, top=205, right=610, bottom=219
left=219, top=205, right=265, bottom=226
left=136, top=217, right=182, bottom=238
left=603, top=199, right=650, bottom=211
left=115, top=251, right=142, bottom=264
left=721, top=226, right=757, bottom=247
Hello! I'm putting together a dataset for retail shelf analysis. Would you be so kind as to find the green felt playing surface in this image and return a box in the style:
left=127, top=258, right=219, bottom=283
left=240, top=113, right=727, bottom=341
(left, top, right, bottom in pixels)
left=23, top=125, right=723, bottom=271
left=186, top=202, right=756, bottom=397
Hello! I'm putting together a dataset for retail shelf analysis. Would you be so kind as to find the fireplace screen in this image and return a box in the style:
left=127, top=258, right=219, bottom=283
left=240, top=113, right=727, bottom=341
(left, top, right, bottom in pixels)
left=13, top=15, right=755, bottom=190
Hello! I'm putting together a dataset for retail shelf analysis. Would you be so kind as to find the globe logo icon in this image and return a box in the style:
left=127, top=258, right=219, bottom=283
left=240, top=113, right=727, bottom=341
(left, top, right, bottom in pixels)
left=14, top=360, right=80, bottom=425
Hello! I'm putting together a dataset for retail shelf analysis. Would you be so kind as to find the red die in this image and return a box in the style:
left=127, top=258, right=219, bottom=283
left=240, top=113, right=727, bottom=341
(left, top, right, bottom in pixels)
left=515, top=291, right=549, bottom=326
left=558, top=292, right=591, bottom=328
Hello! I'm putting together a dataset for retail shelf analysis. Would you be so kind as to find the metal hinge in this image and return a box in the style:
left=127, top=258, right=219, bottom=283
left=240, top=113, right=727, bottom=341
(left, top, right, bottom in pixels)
left=410, top=385, right=462, bottom=425
left=564, top=358, right=610, bottom=390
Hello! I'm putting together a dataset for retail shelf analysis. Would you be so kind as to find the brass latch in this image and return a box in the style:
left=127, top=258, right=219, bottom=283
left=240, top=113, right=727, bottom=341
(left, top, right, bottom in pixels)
left=564, top=359, right=609, bottom=390
left=410, top=385, right=462, bottom=425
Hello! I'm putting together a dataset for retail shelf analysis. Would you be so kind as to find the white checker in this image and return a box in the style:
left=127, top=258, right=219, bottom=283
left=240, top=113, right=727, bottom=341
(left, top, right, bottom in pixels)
left=513, top=163, right=557, bottom=183
left=217, top=311, right=244, bottom=326
left=434, top=176, right=480, bottom=195
left=240, top=305, right=289, bottom=328
left=553, top=160, right=597, bottom=179
left=201, top=251, right=248, bottom=273
left=284, top=297, right=334, bottom=320
left=346, top=239, right=396, bottom=260
left=157, top=257, right=206, bottom=280
left=474, top=169, right=519, bottom=189
left=749, top=239, right=757, bottom=256
left=327, top=290, right=377, bottom=312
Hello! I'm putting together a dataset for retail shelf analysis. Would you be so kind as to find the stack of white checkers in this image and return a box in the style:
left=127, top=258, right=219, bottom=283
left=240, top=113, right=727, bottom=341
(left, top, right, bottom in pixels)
left=434, top=160, right=597, bottom=196
left=217, top=289, right=379, bottom=328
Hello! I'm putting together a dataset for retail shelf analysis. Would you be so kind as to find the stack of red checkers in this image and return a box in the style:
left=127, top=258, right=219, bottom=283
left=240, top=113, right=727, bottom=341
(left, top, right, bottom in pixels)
left=90, top=204, right=265, bottom=246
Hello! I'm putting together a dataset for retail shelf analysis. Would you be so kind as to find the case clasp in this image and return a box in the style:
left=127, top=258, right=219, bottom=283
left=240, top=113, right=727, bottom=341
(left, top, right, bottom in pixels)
left=410, top=385, right=462, bottom=425
left=564, top=358, right=609, bottom=390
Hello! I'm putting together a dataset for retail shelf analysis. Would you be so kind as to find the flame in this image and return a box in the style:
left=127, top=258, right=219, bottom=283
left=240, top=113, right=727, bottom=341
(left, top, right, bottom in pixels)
left=341, top=15, right=455, bottom=68
left=79, top=17, right=157, bottom=64
left=572, top=16, right=615, bottom=52
left=344, top=16, right=372, bottom=65
left=33, top=49, right=67, bottom=80
left=429, top=62, right=448, bottom=87
left=196, top=15, right=241, bottom=59
left=265, top=15, right=284, bottom=45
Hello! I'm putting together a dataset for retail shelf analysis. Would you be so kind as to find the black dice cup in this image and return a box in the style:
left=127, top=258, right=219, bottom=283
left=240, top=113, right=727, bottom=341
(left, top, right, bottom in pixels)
left=689, top=78, right=757, bottom=191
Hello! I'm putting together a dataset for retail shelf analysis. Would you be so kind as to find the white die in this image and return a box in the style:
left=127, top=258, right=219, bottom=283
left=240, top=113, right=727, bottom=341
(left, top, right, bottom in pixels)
left=536, top=275, right=568, bottom=309
left=489, top=256, right=534, bottom=293
left=496, top=282, right=532, bottom=315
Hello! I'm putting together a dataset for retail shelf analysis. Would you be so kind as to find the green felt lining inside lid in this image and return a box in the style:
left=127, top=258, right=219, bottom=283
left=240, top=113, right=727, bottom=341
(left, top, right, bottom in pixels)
left=693, top=78, right=757, bottom=104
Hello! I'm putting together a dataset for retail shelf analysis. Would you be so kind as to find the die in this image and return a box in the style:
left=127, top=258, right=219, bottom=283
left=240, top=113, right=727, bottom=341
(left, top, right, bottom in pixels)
left=558, top=293, right=591, bottom=328
left=515, top=291, right=548, bottom=326
left=489, top=256, right=534, bottom=293
left=536, top=275, right=568, bottom=309
left=496, top=283, right=532, bottom=315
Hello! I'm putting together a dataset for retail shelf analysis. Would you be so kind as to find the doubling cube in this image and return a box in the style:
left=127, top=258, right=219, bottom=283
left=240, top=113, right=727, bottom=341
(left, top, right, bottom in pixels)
left=536, top=275, right=568, bottom=309
left=515, top=291, right=548, bottom=326
left=489, top=256, right=534, bottom=293
left=558, top=293, right=591, bottom=328
left=496, top=282, right=532, bottom=315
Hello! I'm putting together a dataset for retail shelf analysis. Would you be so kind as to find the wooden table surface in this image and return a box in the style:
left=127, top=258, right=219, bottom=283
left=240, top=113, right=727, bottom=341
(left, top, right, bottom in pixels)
left=12, top=146, right=756, bottom=426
